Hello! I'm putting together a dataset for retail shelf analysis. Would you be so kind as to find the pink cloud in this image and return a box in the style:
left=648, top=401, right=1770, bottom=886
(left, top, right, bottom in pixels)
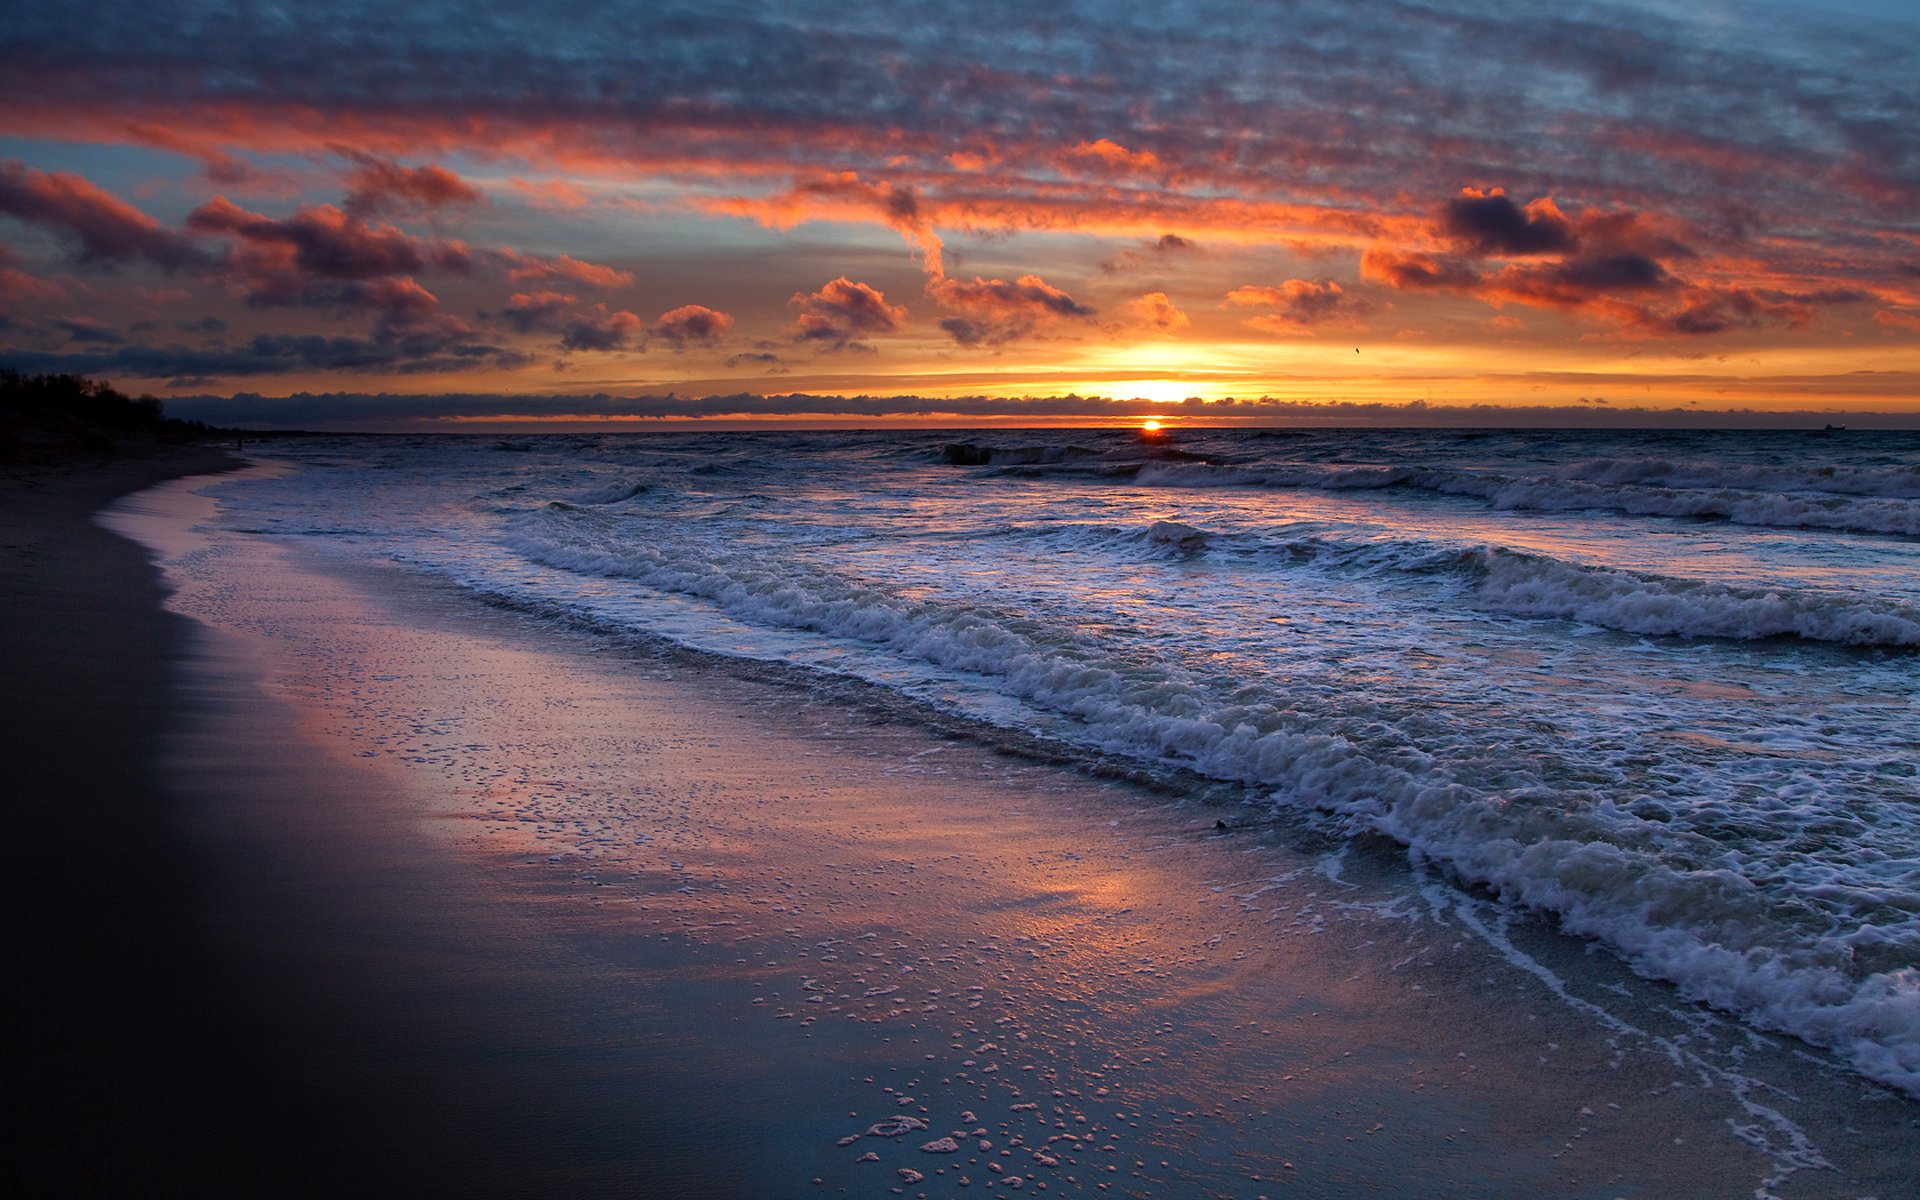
left=341, top=154, right=485, bottom=216
left=0, top=160, right=205, bottom=269
left=187, top=196, right=472, bottom=291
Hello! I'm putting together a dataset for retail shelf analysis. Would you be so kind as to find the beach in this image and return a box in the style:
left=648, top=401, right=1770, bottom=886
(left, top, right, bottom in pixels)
left=1, top=440, right=1911, bottom=1198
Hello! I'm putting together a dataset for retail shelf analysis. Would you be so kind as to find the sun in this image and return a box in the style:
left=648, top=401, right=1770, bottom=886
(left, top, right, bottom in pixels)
left=1140, top=419, right=1163, bottom=432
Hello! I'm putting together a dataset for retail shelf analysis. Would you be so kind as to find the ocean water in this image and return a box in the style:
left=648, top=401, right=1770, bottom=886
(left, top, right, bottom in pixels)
left=208, top=425, right=1920, bottom=1095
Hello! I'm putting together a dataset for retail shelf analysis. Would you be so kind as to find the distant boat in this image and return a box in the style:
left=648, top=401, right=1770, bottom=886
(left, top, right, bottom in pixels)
left=1824, top=423, right=1847, bottom=431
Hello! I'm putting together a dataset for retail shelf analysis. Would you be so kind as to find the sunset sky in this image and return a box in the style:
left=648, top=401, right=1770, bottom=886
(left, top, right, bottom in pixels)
left=2, top=0, right=1917, bottom=427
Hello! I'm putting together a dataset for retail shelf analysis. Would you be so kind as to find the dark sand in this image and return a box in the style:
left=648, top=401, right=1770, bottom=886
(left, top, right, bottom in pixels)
left=7, top=450, right=1917, bottom=1198
left=0, top=445, right=299, bottom=1194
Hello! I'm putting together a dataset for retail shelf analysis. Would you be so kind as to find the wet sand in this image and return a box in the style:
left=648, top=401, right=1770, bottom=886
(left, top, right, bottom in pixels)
left=8, top=455, right=1915, bottom=1197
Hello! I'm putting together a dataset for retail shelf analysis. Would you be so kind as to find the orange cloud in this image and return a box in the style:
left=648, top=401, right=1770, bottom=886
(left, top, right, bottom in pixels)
left=929, top=273, right=1094, bottom=347
left=790, top=277, right=907, bottom=352
left=714, top=172, right=946, bottom=276
left=1070, top=139, right=1162, bottom=174
left=1118, top=291, right=1189, bottom=334
left=1228, top=280, right=1368, bottom=334
left=650, top=304, right=734, bottom=348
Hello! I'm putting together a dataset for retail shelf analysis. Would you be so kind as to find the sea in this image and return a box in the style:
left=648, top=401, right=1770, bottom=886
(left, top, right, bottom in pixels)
left=199, top=424, right=1920, bottom=1098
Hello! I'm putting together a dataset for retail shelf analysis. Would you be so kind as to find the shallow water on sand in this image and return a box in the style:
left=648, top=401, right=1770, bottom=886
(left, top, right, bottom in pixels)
left=201, top=428, right=1920, bottom=1097
left=104, top=467, right=1920, bottom=1198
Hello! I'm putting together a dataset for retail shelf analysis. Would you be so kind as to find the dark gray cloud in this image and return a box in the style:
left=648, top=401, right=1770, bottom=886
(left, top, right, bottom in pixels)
left=53, top=316, right=124, bottom=344
left=1444, top=191, right=1578, bottom=256
left=148, top=386, right=1920, bottom=431
left=2, top=329, right=530, bottom=383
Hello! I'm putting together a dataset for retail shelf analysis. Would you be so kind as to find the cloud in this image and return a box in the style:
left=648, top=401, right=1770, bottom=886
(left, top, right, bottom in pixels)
left=717, top=172, right=947, bottom=277
left=1358, top=188, right=1857, bottom=338
left=500, top=290, right=576, bottom=332
left=929, top=273, right=1094, bottom=346
left=1100, top=233, right=1198, bottom=274
left=1489, top=252, right=1673, bottom=309
left=0, top=246, right=67, bottom=304
left=1227, top=280, right=1367, bottom=332
left=1360, top=248, right=1483, bottom=292
left=1874, top=310, right=1920, bottom=333
left=497, top=292, right=732, bottom=352
left=347, top=276, right=473, bottom=340
left=1443, top=189, right=1577, bottom=256
left=186, top=196, right=472, bottom=286
left=0, top=160, right=207, bottom=269
left=1069, top=139, right=1162, bottom=174
left=1642, top=287, right=1820, bottom=336
left=123, top=123, right=266, bottom=187
left=789, top=277, right=907, bottom=351
left=507, top=178, right=595, bottom=211
left=340, top=153, right=485, bottom=216
left=148, top=389, right=1920, bottom=432
left=1117, top=292, right=1189, bottom=334
left=4, top=0, right=1913, bottom=267
left=0, top=331, right=530, bottom=383
left=649, top=304, right=733, bottom=348
left=53, top=316, right=123, bottom=344
left=496, top=249, right=634, bottom=289
left=2, top=4, right=1912, bottom=375
left=560, top=306, right=645, bottom=352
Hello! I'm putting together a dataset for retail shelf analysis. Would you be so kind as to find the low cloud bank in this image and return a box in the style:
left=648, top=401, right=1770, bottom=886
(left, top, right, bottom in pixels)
left=165, top=389, right=1920, bottom=430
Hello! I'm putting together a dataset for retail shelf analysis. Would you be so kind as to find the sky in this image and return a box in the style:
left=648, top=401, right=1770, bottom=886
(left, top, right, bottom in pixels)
left=1, top=0, right=1916, bottom=428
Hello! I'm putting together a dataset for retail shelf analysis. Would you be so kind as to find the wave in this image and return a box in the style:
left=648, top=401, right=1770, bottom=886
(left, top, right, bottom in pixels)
left=496, top=502, right=1920, bottom=1093
left=1008, top=518, right=1920, bottom=648
left=1124, top=461, right=1920, bottom=538
left=1562, top=456, right=1920, bottom=499
left=1465, top=547, right=1920, bottom=646
left=940, top=441, right=1106, bottom=466
left=565, top=479, right=653, bottom=505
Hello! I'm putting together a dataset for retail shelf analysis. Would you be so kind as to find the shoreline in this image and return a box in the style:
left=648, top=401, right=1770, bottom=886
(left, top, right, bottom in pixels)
left=7, top=448, right=1915, bottom=1197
